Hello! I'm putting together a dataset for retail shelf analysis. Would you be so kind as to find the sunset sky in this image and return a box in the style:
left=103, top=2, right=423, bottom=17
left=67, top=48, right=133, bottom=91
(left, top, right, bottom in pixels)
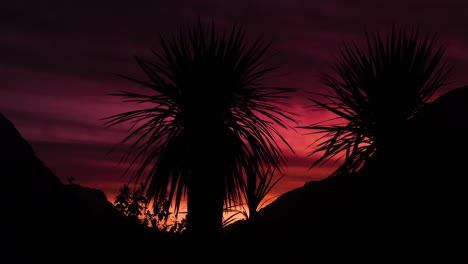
left=2, top=0, right=468, bottom=212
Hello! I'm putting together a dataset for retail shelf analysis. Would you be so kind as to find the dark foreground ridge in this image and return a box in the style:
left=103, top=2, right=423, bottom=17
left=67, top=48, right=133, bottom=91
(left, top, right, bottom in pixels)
left=227, top=86, right=468, bottom=263
left=1, top=86, right=467, bottom=263
left=0, top=114, right=187, bottom=263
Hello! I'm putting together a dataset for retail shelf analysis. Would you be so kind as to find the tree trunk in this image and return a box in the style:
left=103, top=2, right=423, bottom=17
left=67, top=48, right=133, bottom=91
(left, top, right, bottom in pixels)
left=187, top=164, right=225, bottom=238
left=185, top=122, right=227, bottom=238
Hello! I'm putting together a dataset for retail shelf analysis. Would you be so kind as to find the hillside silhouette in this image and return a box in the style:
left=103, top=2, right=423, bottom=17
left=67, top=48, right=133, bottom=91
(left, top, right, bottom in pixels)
left=226, top=86, right=468, bottom=263
left=2, top=87, right=467, bottom=263
left=0, top=114, right=190, bottom=263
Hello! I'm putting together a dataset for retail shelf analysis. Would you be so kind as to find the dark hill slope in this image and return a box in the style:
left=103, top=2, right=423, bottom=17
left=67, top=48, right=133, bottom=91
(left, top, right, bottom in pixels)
left=0, top=114, right=181, bottom=263
left=227, top=86, right=468, bottom=263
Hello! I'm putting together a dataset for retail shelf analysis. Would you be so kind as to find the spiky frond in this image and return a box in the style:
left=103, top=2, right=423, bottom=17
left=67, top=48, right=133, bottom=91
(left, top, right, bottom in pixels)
left=243, top=167, right=285, bottom=219
left=300, top=26, right=451, bottom=176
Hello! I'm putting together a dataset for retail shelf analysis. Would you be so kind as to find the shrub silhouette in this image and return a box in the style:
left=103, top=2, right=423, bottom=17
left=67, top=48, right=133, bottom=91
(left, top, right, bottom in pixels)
left=114, top=183, right=186, bottom=234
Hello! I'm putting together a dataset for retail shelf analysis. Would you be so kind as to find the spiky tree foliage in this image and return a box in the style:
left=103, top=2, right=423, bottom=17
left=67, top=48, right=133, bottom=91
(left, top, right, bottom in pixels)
left=222, top=168, right=284, bottom=229
left=243, top=167, right=284, bottom=219
left=104, top=19, right=295, bottom=236
left=300, top=26, right=451, bottom=176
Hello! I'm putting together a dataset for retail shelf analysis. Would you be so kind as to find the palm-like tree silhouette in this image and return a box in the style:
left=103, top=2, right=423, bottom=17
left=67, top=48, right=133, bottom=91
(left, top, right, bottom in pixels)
left=104, top=20, right=295, bottom=237
left=300, top=26, right=452, bottom=176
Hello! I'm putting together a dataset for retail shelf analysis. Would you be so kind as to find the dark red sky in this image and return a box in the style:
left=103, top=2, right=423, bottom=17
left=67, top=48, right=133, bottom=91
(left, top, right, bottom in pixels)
left=2, top=0, right=468, bottom=208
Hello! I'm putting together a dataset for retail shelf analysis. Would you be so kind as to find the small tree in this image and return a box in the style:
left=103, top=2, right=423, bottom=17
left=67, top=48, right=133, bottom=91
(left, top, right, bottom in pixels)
left=222, top=168, right=284, bottom=227
left=242, top=167, right=284, bottom=219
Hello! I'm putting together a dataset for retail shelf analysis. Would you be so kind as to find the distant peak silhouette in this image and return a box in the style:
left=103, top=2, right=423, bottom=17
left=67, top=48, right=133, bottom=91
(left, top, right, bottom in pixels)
left=0, top=113, right=63, bottom=192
